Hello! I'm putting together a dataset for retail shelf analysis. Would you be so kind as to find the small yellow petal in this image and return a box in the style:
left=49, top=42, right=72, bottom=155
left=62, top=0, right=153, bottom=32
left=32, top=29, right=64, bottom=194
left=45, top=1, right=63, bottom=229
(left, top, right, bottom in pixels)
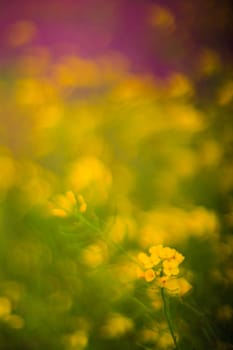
left=174, top=252, right=185, bottom=265
left=66, top=191, right=77, bottom=205
left=77, top=194, right=87, bottom=212
left=149, top=245, right=163, bottom=255
left=80, top=202, right=87, bottom=213
left=138, top=253, right=152, bottom=267
left=160, top=247, right=176, bottom=260
left=51, top=208, right=67, bottom=217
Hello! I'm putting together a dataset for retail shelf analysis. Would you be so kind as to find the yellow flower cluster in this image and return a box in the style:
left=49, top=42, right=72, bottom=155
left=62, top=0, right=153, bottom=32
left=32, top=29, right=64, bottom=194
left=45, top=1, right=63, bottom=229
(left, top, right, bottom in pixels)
left=137, top=245, right=191, bottom=296
left=49, top=191, right=87, bottom=217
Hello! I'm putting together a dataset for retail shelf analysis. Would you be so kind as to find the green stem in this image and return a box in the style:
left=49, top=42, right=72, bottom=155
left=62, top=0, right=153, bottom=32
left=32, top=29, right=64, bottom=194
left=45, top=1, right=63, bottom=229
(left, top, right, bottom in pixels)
left=161, top=288, right=181, bottom=350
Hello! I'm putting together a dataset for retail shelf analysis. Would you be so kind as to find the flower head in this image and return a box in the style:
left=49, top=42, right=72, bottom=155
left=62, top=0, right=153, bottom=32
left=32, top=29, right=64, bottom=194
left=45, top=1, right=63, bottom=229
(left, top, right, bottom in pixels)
left=49, top=190, right=87, bottom=217
left=144, top=269, right=156, bottom=282
left=137, top=244, right=191, bottom=297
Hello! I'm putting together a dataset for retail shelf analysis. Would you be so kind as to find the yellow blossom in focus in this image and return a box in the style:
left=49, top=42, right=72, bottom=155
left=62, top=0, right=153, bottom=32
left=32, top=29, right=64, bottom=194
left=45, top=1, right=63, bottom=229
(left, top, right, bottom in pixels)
left=174, top=251, right=185, bottom=264
left=149, top=245, right=163, bottom=256
left=144, top=269, right=156, bottom=282
left=158, top=276, right=169, bottom=288
left=137, top=245, right=191, bottom=296
left=162, top=259, right=179, bottom=277
left=150, top=254, right=161, bottom=266
left=148, top=246, right=162, bottom=266
left=137, top=253, right=154, bottom=269
left=159, top=246, right=176, bottom=260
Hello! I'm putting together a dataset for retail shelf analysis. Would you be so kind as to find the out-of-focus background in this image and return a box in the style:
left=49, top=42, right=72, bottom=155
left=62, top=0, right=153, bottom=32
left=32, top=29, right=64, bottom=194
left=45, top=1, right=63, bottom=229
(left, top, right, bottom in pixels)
left=0, top=0, right=233, bottom=349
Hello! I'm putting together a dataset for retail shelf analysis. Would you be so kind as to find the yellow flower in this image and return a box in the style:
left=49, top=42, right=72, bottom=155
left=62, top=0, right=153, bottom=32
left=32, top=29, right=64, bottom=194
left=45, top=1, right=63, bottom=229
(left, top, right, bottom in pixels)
left=149, top=245, right=162, bottom=266
left=163, top=278, right=192, bottom=296
left=66, top=190, right=77, bottom=205
left=149, top=245, right=163, bottom=256
left=77, top=194, right=87, bottom=213
left=137, top=246, right=191, bottom=298
left=150, top=254, right=161, bottom=266
left=137, top=253, right=154, bottom=269
left=159, top=247, right=176, bottom=260
left=162, top=259, right=179, bottom=277
left=50, top=191, right=76, bottom=217
left=49, top=190, right=87, bottom=217
left=144, top=269, right=156, bottom=282
left=157, top=276, right=169, bottom=287
left=174, top=251, right=185, bottom=265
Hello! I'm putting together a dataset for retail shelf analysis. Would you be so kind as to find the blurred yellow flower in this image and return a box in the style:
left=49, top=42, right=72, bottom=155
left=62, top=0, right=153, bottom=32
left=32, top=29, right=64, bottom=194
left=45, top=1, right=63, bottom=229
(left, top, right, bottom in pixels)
left=66, top=330, right=88, bottom=349
left=66, top=156, right=112, bottom=205
left=77, top=194, right=87, bottom=213
left=4, top=314, right=24, bottom=329
left=136, top=267, right=145, bottom=279
left=101, top=313, right=133, bottom=338
left=81, top=242, right=107, bottom=268
left=49, top=191, right=86, bottom=217
left=0, top=297, right=11, bottom=318
left=51, top=208, right=68, bottom=218
left=163, top=277, right=192, bottom=297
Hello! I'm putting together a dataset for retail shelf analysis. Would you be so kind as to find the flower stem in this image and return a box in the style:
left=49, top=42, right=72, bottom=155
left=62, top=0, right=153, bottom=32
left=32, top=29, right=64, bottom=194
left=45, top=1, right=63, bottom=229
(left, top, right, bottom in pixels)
left=161, top=287, right=181, bottom=350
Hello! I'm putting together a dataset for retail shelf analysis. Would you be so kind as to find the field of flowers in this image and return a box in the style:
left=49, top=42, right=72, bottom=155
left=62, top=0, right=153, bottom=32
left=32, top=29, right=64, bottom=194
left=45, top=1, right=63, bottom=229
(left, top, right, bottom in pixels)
left=0, top=1, right=233, bottom=349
